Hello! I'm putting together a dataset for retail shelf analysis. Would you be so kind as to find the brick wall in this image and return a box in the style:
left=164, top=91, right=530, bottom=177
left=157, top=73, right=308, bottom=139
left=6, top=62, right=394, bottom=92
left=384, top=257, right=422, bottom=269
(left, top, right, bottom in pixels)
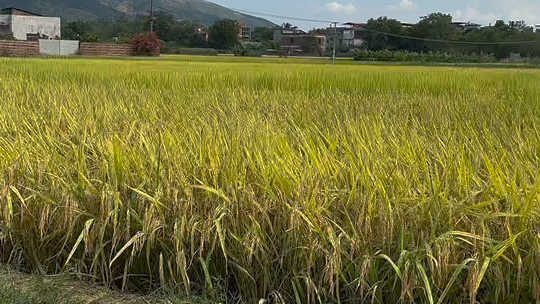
left=80, top=42, right=135, bottom=57
left=0, top=40, right=39, bottom=56
left=0, top=40, right=159, bottom=57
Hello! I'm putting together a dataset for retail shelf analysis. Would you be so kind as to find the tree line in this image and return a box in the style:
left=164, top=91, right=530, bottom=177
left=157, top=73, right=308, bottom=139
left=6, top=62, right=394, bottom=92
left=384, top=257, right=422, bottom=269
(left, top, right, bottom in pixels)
left=61, top=11, right=540, bottom=58
left=361, top=13, right=540, bottom=58
left=61, top=12, right=273, bottom=51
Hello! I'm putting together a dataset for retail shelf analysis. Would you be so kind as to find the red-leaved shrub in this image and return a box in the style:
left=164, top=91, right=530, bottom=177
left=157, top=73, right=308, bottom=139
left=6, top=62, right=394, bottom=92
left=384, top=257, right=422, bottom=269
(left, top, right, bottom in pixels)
left=130, top=32, right=163, bottom=56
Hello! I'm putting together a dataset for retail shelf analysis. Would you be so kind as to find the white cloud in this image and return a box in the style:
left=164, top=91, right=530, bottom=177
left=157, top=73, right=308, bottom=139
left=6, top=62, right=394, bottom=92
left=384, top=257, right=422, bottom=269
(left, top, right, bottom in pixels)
left=454, top=1, right=540, bottom=26
left=506, top=5, right=540, bottom=24
left=499, top=0, right=539, bottom=21
left=386, top=0, right=418, bottom=12
left=324, top=2, right=357, bottom=14
left=454, top=7, right=501, bottom=25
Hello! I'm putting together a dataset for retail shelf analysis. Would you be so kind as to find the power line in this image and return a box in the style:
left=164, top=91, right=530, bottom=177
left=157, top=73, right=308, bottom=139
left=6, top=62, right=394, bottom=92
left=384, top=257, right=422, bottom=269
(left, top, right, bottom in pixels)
left=115, top=3, right=540, bottom=47
left=231, top=8, right=336, bottom=24
left=150, top=0, right=155, bottom=32
left=230, top=7, right=539, bottom=46
left=129, top=0, right=147, bottom=9
left=360, top=28, right=540, bottom=45
left=129, top=0, right=151, bottom=12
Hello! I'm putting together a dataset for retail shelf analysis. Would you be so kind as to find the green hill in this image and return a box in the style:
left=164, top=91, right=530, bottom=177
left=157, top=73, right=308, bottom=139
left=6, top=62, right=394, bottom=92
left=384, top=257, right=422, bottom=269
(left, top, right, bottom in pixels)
left=0, top=0, right=276, bottom=26
left=0, top=0, right=122, bottom=21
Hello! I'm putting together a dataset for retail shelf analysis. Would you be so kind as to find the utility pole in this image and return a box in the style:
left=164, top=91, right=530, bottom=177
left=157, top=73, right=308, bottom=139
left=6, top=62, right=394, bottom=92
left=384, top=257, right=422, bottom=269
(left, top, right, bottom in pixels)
left=150, top=0, right=155, bottom=33
left=331, top=22, right=338, bottom=64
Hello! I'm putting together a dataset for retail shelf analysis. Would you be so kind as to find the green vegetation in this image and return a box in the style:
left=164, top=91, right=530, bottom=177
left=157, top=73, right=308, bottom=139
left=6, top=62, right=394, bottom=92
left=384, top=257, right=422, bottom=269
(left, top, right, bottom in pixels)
left=61, top=14, right=269, bottom=53
left=363, top=15, right=540, bottom=59
left=1, top=57, right=540, bottom=303
left=0, top=0, right=122, bottom=22
left=0, top=0, right=275, bottom=25
left=0, top=33, right=15, bottom=41
left=59, top=13, right=540, bottom=60
left=208, top=19, right=240, bottom=50
left=353, top=49, right=498, bottom=63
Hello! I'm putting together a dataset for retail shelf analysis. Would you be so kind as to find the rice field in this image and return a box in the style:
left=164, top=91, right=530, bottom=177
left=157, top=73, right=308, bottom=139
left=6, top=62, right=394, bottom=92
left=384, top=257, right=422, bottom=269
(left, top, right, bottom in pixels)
left=1, top=57, right=540, bottom=303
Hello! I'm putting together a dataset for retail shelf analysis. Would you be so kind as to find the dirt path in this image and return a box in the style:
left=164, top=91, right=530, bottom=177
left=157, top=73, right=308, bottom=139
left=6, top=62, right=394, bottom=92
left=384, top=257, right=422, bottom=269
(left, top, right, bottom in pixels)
left=0, top=265, right=205, bottom=304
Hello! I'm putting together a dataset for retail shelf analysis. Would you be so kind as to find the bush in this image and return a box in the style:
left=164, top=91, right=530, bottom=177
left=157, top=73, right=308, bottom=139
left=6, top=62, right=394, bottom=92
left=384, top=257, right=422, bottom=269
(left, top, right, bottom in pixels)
left=0, top=33, right=15, bottom=41
left=353, top=49, right=498, bottom=63
left=131, top=32, right=163, bottom=56
left=115, top=33, right=133, bottom=44
left=0, top=33, right=17, bottom=41
left=160, top=43, right=218, bottom=56
left=233, top=44, right=261, bottom=57
left=83, top=34, right=101, bottom=42
left=172, top=47, right=218, bottom=56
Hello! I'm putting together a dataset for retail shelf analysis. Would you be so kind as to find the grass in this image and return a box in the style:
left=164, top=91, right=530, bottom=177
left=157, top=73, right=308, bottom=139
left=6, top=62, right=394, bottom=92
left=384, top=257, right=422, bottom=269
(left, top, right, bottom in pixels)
left=0, top=56, right=540, bottom=303
left=0, top=263, right=129, bottom=304
left=0, top=264, right=216, bottom=303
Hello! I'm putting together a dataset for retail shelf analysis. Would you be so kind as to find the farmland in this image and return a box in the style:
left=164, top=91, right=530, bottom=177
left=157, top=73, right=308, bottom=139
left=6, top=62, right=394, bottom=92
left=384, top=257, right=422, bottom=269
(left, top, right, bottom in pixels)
left=0, top=57, right=539, bottom=303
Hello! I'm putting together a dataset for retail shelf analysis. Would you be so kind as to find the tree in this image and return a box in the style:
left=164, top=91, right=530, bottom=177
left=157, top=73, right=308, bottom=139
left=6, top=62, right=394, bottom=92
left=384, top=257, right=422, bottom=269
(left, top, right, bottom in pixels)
left=494, top=20, right=510, bottom=32
left=282, top=23, right=294, bottom=29
left=414, top=13, right=455, bottom=40
left=508, top=20, right=528, bottom=32
left=309, top=28, right=327, bottom=35
left=131, top=32, right=163, bottom=56
left=252, top=26, right=273, bottom=43
left=208, top=18, right=239, bottom=50
left=62, top=20, right=89, bottom=40
left=364, top=16, right=406, bottom=50
left=62, top=17, right=142, bottom=42
left=409, top=12, right=456, bottom=51
left=166, top=20, right=204, bottom=46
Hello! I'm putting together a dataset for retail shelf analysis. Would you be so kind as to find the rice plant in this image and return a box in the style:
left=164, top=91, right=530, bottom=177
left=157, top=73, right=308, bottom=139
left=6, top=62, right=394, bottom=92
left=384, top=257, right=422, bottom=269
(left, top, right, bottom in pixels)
left=0, top=57, right=540, bottom=303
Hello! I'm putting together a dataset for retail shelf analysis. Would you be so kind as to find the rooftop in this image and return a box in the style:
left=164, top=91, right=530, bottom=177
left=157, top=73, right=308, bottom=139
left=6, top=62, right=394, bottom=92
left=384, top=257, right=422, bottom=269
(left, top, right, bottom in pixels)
left=343, top=22, right=366, bottom=27
left=452, top=21, right=482, bottom=26
left=0, top=7, right=42, bottom=17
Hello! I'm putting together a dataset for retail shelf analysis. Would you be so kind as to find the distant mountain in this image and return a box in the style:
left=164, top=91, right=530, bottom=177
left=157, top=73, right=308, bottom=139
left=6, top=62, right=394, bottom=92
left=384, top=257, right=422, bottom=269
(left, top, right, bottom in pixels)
left=0, top=0, right=123, bottom=21
left=0, top=0, right=276, bottom=27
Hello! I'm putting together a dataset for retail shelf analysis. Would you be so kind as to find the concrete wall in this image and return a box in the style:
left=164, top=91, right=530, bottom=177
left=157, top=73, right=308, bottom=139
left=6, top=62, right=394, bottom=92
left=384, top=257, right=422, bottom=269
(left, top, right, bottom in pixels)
left=39, top=39, right=79, bottom=55
left=10, top=15, right=60, bottom=40
left=0, top=40, right=39, bottom=56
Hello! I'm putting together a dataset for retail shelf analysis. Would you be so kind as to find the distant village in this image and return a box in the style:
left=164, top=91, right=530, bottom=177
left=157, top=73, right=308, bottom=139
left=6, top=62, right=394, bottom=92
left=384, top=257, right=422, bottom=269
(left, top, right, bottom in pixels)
left=1, top=6, right=540, bottom=58
left=245, top=21, right=540, bottom=57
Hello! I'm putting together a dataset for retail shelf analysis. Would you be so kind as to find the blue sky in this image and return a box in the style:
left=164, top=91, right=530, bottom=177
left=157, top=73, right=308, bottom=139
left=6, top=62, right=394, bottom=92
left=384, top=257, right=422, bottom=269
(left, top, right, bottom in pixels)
left=215, top=0, right=540, bottom=30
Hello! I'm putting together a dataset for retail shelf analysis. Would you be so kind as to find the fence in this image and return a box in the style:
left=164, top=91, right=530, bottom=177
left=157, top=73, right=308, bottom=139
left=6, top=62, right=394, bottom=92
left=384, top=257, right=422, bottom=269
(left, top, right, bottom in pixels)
left=0, top=40, right=39, bottom=56
left=79, top=42, right=134, bottom=57
left=0, top=40, right=158, bottom=57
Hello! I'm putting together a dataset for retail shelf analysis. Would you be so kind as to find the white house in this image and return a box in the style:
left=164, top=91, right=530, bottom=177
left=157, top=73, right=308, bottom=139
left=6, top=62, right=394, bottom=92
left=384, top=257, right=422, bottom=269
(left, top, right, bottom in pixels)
left=0, top=7, right=60, bottom=40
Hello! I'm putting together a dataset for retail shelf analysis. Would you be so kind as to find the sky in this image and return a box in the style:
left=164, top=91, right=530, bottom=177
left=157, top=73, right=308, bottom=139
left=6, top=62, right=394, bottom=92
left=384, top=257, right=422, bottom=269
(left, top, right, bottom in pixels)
left=214, top=0, right=540, bottom=30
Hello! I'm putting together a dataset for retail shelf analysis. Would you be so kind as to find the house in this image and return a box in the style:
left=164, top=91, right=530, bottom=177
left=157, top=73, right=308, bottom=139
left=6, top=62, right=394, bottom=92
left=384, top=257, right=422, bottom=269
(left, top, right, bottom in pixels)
left=327, top=23, right=367, bottom=52
left=273, top=26, right=325, bottom=57
left=452, top=21, right=482, bottom=32
left=401, top=22, right=416, bottom=28
left=535, top=24, right=540, bottom=33
left=237, top=20, right=251, bottom=41
left=0, top=7, right=60, bottom=40
left=342, top=22, right=368, bottom=46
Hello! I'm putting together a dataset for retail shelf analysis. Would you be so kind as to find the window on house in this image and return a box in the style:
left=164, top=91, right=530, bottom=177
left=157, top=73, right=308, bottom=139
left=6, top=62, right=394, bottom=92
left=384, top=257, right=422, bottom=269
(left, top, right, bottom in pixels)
left=26, top=33, right=40, bottom=41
